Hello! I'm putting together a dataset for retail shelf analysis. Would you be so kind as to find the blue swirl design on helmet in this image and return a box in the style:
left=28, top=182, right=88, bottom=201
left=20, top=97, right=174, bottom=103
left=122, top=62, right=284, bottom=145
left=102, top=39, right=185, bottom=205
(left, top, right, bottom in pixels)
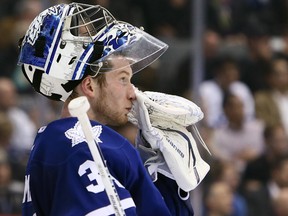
left=19, top=4, right=65, bottom=68
left=97, top=22, right=137, bottom=60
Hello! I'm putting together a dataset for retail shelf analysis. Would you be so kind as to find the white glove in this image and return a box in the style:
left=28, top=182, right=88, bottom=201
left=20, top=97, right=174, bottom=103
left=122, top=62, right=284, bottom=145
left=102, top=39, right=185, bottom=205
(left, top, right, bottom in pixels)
left=128, top=89, right=210, bottom=192
left=128, top=90, right=204, bottom=129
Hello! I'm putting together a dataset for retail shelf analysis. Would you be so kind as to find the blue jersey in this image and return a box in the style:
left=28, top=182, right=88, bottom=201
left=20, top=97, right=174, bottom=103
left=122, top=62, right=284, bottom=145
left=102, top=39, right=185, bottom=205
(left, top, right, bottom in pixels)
left=154, top=174, right=194, bottom=216
left=22, top=117, right=171, bottom=216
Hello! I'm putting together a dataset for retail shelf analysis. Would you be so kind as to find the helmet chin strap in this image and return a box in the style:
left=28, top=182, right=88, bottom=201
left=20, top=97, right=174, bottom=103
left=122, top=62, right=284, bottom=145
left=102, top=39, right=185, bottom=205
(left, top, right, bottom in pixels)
left=61, top=79, right=83, bottom=95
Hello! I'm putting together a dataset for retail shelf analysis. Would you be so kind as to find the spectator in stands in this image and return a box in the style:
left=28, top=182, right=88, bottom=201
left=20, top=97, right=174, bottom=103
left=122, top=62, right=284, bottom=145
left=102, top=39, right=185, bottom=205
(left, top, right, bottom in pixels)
left=206, top=159, right=248, bottom=216
left=169, top=30, right=221, bottom=99
left=242, top=124, right=288, bottom=188
left=0, top=77, right=36, bottom=153
left=202, top=181, right=234, bottom=216
left=199, top=56, right=255, bottom=128
left=242, top=155, right=288, bottom=216
left=254, top=54, right=288, bottom=137
left=210, top=92, right=264, bottom=172
left=239, top=21, right=273, bottom=93
left=0, top=77, right=36, bottom=182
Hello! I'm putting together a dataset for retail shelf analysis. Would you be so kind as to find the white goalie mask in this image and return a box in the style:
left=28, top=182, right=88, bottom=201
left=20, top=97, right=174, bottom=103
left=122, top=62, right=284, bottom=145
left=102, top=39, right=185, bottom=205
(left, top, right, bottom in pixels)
left=18, top=2, right=168, bottom=101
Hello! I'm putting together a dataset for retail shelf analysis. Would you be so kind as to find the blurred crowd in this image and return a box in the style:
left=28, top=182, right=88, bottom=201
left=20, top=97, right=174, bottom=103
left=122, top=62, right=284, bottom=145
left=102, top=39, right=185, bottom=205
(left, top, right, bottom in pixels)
left=1, top=0, right=288, bottom=215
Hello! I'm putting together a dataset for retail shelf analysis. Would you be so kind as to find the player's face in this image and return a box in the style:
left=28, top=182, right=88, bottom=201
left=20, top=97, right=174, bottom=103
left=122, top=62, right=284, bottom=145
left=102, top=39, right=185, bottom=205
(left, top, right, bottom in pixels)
left=91, top=57, right=136, bottom=126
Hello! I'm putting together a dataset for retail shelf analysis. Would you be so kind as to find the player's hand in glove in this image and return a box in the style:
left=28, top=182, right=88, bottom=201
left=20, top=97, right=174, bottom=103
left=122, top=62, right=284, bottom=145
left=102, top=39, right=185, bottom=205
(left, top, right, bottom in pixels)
left=128, top=89, right=210, bottom=192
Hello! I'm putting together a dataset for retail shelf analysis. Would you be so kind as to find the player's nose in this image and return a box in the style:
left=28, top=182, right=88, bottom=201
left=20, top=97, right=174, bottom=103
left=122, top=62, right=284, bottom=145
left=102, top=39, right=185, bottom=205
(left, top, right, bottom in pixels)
left=128, top=84, right=136, bottom=100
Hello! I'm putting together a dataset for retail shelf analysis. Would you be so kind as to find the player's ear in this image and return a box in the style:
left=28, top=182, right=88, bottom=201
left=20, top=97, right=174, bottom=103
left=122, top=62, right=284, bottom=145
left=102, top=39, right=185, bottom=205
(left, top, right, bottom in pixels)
left=80, top=76, right=96, bottom=98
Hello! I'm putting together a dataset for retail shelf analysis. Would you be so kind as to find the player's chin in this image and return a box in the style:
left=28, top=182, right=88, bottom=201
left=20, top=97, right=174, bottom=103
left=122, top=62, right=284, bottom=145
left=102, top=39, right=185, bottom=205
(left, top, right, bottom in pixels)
left=112, top=115, right=129, bottom=126
left=119, top=115, right=129, bottom=125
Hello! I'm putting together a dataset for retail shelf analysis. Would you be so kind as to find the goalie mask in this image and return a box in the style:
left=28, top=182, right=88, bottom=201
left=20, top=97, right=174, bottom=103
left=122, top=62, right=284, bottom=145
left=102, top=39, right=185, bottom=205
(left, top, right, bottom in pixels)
left=18, top=2, right=168, bottom=101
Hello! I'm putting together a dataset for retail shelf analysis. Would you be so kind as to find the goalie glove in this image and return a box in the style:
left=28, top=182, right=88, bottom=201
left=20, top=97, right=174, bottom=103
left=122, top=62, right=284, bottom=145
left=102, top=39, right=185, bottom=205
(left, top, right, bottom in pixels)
left=128, top=89, right=210, bottom=192
left=128, top=90, right=204, bottom=129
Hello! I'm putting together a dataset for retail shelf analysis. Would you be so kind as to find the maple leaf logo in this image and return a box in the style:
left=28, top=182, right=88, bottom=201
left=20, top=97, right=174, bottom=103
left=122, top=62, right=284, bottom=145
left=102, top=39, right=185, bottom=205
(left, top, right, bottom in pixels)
left=65, top=121, right=102, bottom=147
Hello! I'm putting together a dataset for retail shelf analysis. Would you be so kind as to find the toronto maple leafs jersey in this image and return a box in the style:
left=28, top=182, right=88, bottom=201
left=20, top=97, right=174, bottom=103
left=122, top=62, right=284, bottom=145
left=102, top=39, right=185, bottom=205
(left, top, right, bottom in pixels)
left=22, top=117, right=171, bottom=216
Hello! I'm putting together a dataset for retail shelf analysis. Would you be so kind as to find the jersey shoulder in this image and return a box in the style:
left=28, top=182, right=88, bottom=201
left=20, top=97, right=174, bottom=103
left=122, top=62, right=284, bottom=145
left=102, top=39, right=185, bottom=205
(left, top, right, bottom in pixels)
left=30, top=117, right=136, bottom=165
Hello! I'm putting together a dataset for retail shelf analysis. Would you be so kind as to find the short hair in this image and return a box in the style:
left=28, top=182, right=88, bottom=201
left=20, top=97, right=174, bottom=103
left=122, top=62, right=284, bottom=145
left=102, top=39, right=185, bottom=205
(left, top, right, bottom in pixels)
left=212, top=56, right=238, bottom=76
left=222, top=90, right=237, bottom=108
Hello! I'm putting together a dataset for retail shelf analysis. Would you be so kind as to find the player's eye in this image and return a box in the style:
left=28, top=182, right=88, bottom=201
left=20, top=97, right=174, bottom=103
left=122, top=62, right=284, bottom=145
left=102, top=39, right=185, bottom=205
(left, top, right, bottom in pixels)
left=120, top=76, right=129, bottom=84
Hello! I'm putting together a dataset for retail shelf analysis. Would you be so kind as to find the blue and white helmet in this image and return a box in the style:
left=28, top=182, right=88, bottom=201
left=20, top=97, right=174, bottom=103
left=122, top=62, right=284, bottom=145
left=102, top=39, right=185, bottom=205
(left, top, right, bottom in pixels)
left=18, top=3, right=168, bottom=101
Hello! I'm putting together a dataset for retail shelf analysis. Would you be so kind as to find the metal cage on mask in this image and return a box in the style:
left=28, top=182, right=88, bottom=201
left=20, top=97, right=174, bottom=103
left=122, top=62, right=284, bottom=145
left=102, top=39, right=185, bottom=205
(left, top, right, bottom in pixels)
left=18, top=2, right=168, bottom=101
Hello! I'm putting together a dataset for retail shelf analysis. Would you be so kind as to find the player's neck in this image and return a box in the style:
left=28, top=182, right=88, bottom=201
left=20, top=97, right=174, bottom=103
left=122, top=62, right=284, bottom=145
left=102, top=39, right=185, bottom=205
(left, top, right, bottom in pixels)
left=60, top=99, right=105, bottom=125
left=60, top=104, right=71, bottom=118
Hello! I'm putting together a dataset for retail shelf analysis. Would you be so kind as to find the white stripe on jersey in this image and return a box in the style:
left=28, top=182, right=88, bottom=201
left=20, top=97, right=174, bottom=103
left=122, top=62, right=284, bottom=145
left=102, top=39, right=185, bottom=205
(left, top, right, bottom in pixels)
left=85, top=197, right=135, bottom=216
